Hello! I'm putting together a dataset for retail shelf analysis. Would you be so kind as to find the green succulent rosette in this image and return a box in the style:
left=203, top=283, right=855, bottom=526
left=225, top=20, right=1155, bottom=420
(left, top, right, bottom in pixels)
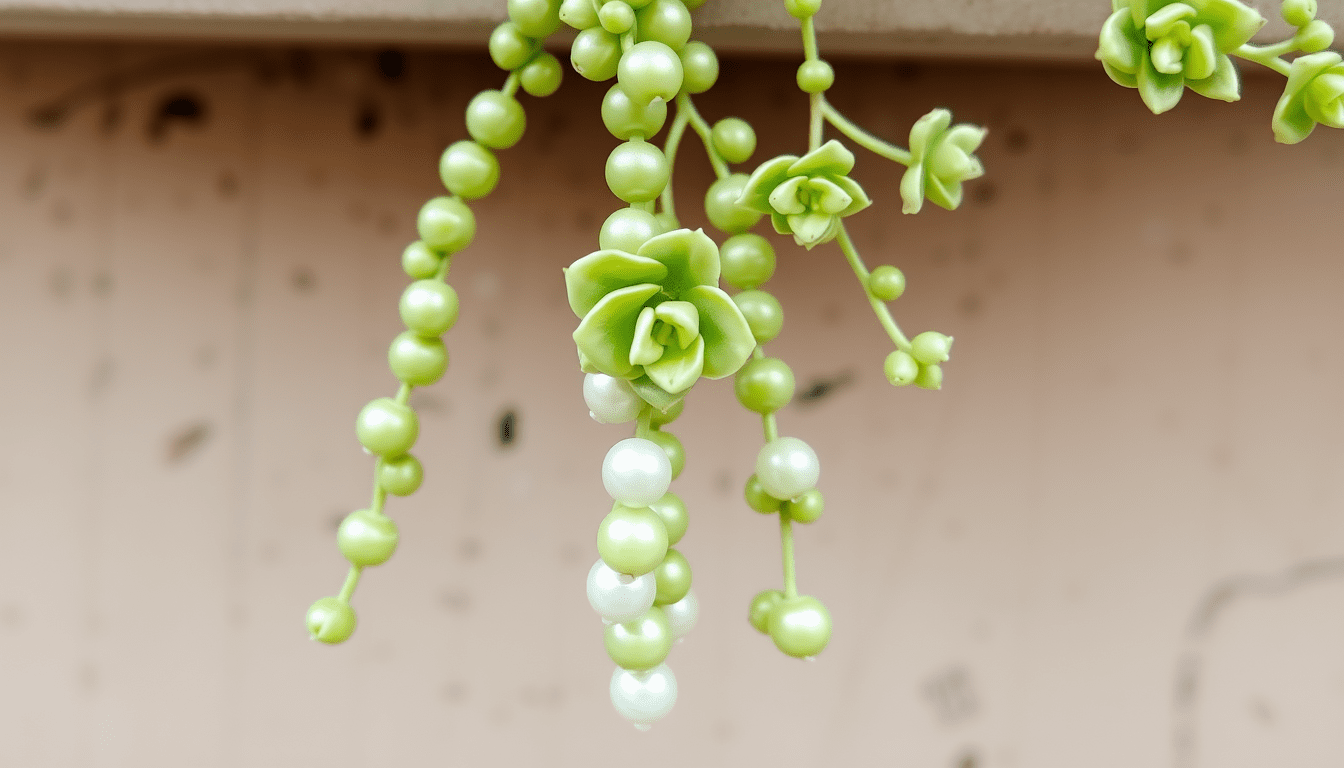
left=736, top=140, right=872, bottom=250
left=1097, top=0, right=1265, bottom=114
left=565, top=228, right=756, bottom=402
left=899, top=109, right=987, bottom=215
left=1272, top=51, right=1344, bottom=144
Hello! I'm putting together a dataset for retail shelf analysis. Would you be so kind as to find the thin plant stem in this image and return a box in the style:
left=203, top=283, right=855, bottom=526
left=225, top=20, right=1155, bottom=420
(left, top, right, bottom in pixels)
left=1236, top=39, right=1296, bottom=76
left=338, top=566, right=362, bottom=602
left=780, top=512, right=798, bottom=598
left=676, top=92, right=730, bottom=179
left=660, top=108, right=692, bottom=224
left=836, top=224, right=911, bottom=351
left=821, top=99, right=912, bottom=166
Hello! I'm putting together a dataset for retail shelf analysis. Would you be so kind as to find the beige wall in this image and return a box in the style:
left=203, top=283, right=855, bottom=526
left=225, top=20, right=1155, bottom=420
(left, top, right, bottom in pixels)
left=2, top=40, right=1344, bottom=768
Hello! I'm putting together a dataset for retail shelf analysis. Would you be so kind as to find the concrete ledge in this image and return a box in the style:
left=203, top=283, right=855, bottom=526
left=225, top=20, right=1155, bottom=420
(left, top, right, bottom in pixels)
left=0, top=0, right=1335, bottom=60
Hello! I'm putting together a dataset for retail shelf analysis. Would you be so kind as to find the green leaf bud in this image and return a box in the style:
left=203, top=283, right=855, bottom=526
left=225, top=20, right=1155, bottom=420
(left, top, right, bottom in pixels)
left=884, top=350, right=918, bottom=386
left=1295, top=19, right=1335, bottom=53
left=914, top=363, right=943, bottom=390
left=1283, top=0, right=1317, bottom=27
left=910, top=331, right=953, bottom=365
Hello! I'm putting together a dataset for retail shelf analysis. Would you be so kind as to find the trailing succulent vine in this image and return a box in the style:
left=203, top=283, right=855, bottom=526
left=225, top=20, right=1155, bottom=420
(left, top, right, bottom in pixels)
left=306, top=0, right=985, bottom=729
left=1098, top=0, right=1343, bottom=143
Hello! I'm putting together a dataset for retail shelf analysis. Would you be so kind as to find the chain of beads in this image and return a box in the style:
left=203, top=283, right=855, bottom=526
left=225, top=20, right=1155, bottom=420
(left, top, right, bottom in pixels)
left=304, top=2, right=565, bottom=644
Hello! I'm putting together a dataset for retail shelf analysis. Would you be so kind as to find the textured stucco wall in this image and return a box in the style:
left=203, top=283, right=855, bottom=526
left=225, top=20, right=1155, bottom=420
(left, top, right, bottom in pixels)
left=0, top=0, right=1339, bottom=59
left=3, top=40, right=1344, bottom=768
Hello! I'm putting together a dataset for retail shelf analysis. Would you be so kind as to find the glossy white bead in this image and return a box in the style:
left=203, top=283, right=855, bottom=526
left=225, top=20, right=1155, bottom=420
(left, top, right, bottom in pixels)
left=610, top=663, right=677, bottom=728
left=602, top=437, right=672, bottom=506
left=586, top=559, right=657, bottom=623
left=663, top=589, right=698, bottom=638
left=584, top=373, right=644, bottom=424
left=755, top=436, right=820, bottom=500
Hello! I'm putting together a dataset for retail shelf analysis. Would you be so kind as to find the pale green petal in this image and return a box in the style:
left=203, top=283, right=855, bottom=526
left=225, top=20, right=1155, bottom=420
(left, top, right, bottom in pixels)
left=1306, top=71, right=1344, bottom=128
left=830, top=174, right=873, bottom=218
left=1183, top=23, right=1217, bottom=81
left=770, top=211, right=793, bottom=235
left=944, top=124, right=988, bottom=154
left=1137, top=52, right=1186, bottom=113
left=787, top=139, right=855, bottom=178
left=654, top=300, right=699, bottom=347
left=1145, top=4, right=1196, bottom=40
left=931, top=142, right=975, bottom=181
left=737, top=155, right=798, bottom=212
left=644, top=335, right=704, bottom=393
left=1272, top=52, right=1342, bottom=143
left=572, top=283, right=660, bottom=379
left=629, top=306, right=664, bottom=367
left=1097, top=8, right=1143, bottom=74
left=900, top=163, right=927, bottom=214
left=564, top=249, right=668, bottom=317
left=768, top=175, right=809, bottom=215
left=682, top=285, right=755, bottom=379
left=637, top=228, right=720, bottom=296
left=628, top=374, right=685, bottom=412
left=807, top=177, right=854, bottom=215
left=1103, top=59, right=1141, bottom=88
left=788, top=212, right=836, bottom=247
left=1186, top=52, right=1240, bottom=102
left=1150, top=35, right=1186, bottom=74
left=909, top=109, right=951, bottom=159
left=1193, top=0, right=1265, bottom=51
left=925, top=172, right=963, bottom=211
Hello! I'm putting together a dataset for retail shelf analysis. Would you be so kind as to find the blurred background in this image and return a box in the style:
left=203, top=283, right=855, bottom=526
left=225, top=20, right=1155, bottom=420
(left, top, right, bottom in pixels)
left=2, top=2, right=1344, bottom=767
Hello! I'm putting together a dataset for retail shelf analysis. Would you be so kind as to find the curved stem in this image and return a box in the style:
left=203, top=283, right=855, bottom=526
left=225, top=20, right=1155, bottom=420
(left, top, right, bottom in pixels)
left=676, top=92, right=730, bottom=180
left=835, top=224, right=911, bottom=351
left=337, top=566, right=362, bottom=602
left=780, top=513, right=797, bottom=598
left=1235, top=42, right=1293, bottom=76
left=821, top=99, right=912, bottom=166
left=636, top=403, right=655, bottom=439
left=660, top=108, right=692, bottom=225
left=502, top=71, right=521, bottom=98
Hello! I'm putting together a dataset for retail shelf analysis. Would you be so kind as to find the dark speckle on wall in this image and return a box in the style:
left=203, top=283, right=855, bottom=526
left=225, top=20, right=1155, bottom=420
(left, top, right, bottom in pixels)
left=166, top=422, right=212, bottom=464
left=147, top=92, right=207, bottom=142
left=354, top=100, right=381, bottom=140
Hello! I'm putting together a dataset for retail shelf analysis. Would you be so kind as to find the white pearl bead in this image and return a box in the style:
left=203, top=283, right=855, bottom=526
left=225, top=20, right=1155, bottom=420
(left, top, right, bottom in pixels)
left=586, top=559, right=656, bottom=623
left=584, top=373, right=644, bottom=424
left=663, top=589, right=699, bottom=638
left=610, top=663, right=677, bottom=728
left=602, top=437, right=672, bottom=506
left=755, top=436, right=820, bottom=500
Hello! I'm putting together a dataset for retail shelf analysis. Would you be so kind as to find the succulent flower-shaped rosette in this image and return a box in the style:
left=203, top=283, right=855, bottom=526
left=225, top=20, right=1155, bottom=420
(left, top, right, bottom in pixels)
left=565, top=228, right=756, bottom=404
left=737, top=140, right=871, bottom=249
left=1097, top=0, right=1342, bottom=143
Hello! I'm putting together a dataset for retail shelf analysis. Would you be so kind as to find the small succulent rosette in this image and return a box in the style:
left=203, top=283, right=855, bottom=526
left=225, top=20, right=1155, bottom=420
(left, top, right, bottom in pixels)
left=1272, top=51, right=1344, bottom=143
left=736, top=140, right=872, bottom=249
left=899, top=109, right=987, bottom=215
left=565, top=228, right=756, bottom=403
left=1097, top=0, right=1266, bottom=114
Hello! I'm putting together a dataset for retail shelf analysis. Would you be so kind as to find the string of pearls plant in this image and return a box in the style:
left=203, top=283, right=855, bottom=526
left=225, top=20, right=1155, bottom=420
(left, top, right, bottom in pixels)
left=307, top=0, right=987, bottom=729
left=1098, top=0, right=1342, bottom=143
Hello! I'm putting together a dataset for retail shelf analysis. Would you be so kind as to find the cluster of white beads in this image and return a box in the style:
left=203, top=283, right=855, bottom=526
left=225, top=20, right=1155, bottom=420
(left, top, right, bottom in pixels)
left=583, top=373, right=699, bottom=729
